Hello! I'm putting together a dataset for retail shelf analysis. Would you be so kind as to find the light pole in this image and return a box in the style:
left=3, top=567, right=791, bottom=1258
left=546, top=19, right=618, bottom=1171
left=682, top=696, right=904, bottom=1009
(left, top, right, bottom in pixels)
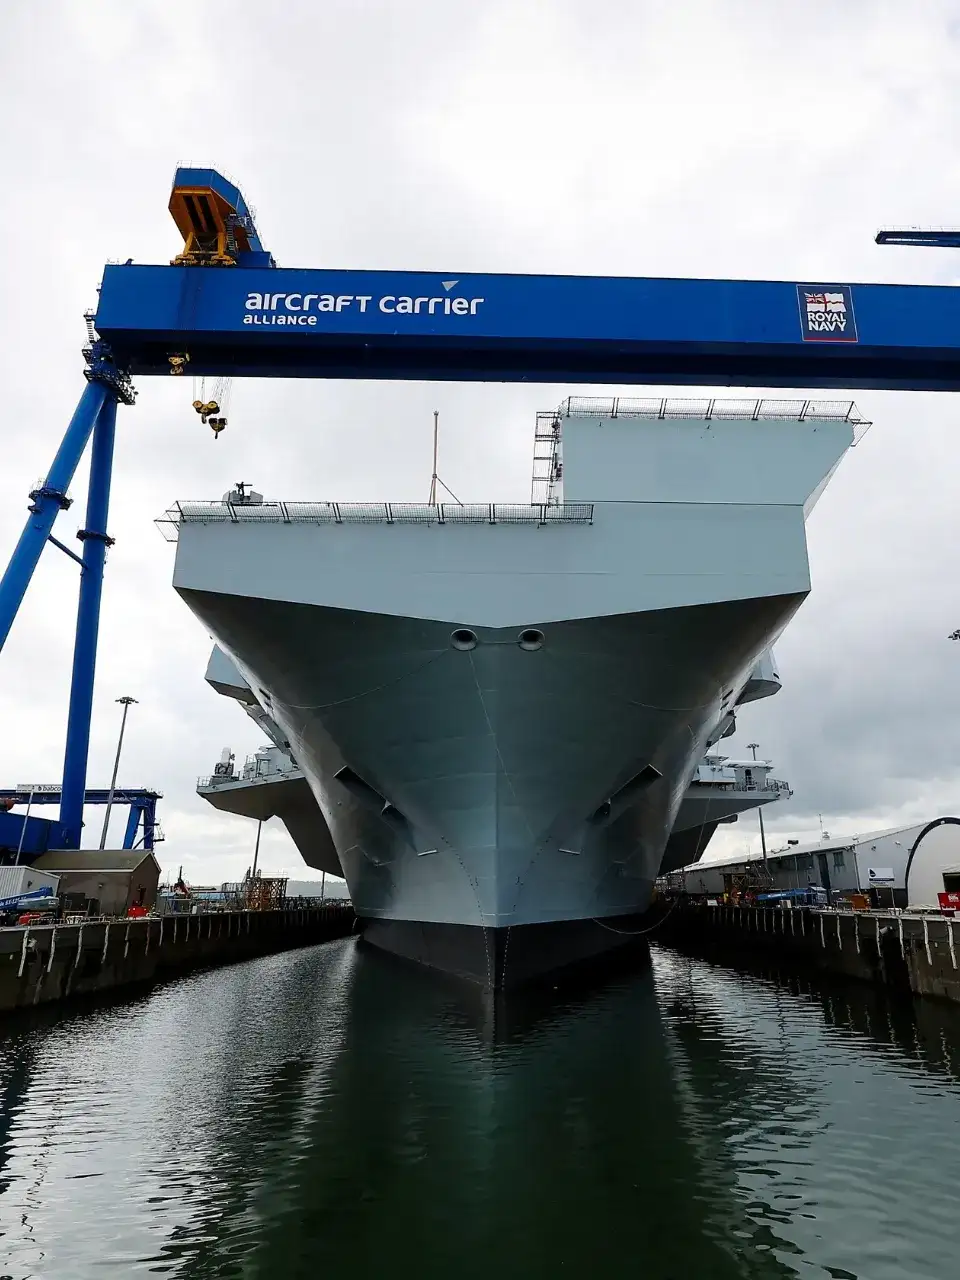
left=14, top=788, right=34, bottom=867
left=747, top=742, right=768, bottom=869
left=100, top=696, right=138, bottom=849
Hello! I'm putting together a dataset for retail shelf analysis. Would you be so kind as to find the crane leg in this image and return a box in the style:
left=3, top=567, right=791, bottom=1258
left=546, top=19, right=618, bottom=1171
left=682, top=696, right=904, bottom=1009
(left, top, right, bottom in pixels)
left=0, top=380, right=109, bottom=654
left=143, top=798, right=156, bottom=851
left=60, top=398, right=118, bottom=847
left=123, top=802, right=140, bottom=850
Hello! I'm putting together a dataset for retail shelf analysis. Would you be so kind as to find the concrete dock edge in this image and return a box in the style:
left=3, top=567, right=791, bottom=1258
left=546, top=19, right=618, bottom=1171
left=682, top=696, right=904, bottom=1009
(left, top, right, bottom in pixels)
left=0, top=903, right=356, bottom=1012
left=656, top=902, right=960, bottom=1004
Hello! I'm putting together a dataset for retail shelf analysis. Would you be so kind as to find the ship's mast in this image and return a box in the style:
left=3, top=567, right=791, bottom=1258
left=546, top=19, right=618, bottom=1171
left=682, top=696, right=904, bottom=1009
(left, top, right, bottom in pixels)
left=427, top=410, right=462, bottom=506
left=428, top=409, right=438, bottom=504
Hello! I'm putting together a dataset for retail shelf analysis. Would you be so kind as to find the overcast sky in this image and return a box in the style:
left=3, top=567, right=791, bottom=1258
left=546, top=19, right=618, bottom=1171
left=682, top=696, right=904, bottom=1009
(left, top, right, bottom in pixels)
left=2, top=0, right=960, bottom=882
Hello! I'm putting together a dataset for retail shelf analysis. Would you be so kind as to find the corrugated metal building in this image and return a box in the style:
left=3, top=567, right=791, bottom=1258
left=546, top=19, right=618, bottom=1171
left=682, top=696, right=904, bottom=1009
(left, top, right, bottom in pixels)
left=0, top=865, right=60, bottom=901
left=32, top=851, right=160, bottom=917
left=676, top=818, right=960, bottom=909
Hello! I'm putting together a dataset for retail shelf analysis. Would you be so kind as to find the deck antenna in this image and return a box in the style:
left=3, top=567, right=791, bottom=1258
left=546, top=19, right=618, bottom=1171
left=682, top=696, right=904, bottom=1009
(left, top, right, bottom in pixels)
left=427, top=409, right=463, bottom=506
left=428, top=410, right=438, bottom=504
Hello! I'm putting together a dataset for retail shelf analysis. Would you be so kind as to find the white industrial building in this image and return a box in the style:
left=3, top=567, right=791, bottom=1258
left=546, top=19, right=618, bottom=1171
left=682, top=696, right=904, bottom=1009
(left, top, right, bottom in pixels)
left=676, top=817, right=960, bottom=909
left=0, top=864, right=59, bottom=902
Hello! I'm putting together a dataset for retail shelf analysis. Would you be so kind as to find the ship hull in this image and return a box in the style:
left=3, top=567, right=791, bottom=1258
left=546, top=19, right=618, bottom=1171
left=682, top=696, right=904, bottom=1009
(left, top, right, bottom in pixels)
left=172, top=406, right=855, bottom=986
left=177, top=590, right=800, bottom=952
left=359, top=914, right=654, bottom=988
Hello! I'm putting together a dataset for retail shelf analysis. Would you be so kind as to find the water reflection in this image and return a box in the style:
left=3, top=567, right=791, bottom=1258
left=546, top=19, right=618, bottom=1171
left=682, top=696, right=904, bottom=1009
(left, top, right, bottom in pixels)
left=0, top=938, right=957, bottom=1278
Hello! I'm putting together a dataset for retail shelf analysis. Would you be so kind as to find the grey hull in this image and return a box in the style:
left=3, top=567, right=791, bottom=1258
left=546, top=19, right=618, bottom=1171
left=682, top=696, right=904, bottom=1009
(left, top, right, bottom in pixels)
left=180, top=590, right=800, bottom=933
left=172, top=405, right=855, bottom=985
left=358, top=915, right=655, bottom=988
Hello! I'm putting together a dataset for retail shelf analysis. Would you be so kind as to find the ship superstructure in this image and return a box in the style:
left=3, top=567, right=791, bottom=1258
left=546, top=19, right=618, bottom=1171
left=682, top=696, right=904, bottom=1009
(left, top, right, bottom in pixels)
left=165, top=396, right=862, bottom=986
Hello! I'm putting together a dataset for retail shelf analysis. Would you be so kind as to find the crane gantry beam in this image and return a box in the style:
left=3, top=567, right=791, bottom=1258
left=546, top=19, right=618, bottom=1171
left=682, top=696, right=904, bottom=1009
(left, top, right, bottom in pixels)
left=4, top=167, right=960, bottom=849
left=95, top=265, right=960, bottom=391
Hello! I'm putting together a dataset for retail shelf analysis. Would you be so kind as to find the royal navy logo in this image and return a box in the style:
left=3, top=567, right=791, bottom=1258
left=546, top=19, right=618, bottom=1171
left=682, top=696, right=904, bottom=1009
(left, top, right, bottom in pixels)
left=796, top=284, right=858, bottom=343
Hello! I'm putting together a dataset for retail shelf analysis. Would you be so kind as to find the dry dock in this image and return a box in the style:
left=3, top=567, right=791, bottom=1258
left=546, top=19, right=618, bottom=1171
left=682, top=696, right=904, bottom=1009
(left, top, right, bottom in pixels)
left=657, top=901, right=960, bottom=1003
left=0, top=903, right=355, bottom=1012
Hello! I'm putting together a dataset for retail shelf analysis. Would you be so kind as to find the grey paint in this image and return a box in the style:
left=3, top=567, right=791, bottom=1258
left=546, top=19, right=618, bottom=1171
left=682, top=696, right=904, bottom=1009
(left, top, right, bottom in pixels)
left=180, top=591, right=799, bottom=927
left=562, top=415, right=855, bottom=507
left=205, top=646, right=257, bottom=704
left=201, top=772, right=343, bottom=877
left=199, top=717, right=791, bottom=893
left=174, top=500, right=813, bottom=626
left=174, top=409, right=852, bottom=936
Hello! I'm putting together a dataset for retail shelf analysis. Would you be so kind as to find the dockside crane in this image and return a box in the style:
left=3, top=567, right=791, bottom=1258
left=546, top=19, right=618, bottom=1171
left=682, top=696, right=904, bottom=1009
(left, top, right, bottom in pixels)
left=168, top=168, right=269, bottom=268
left=874, top=226, right=960, bottom=646
left=168, top=169, right=275, bottom=438
left=0, top=168, right=271, bottom=850
left=5, top=169, right=960, bottom=855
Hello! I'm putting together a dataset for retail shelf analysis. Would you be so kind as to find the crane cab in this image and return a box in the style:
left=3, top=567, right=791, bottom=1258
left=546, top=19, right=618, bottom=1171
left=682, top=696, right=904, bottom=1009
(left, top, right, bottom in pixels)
left=168, top=168, right=273, bottom=268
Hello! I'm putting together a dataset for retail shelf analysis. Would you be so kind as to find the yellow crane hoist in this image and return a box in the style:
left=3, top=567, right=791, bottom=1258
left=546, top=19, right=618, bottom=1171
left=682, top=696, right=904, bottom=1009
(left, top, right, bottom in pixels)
left=166, top=170, right=265, bottom=437
left=191, top=376, right=231, bottom=439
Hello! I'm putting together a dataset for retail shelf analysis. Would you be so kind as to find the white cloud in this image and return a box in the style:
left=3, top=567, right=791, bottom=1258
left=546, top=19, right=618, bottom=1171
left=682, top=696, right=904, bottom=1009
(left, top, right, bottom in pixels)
left=2, top=0, right=960, bottom=881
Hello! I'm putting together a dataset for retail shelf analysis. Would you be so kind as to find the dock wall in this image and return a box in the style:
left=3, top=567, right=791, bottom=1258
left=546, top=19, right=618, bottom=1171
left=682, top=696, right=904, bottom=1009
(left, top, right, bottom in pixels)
left=657, top=902, right=960, bottom=1004
left=0, top=904, right=356, bottom=1013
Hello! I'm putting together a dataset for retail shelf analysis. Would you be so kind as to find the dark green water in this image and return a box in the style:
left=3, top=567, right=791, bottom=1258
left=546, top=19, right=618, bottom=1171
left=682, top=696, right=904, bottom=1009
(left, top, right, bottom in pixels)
left=1, top=939, right=959, bottom=1278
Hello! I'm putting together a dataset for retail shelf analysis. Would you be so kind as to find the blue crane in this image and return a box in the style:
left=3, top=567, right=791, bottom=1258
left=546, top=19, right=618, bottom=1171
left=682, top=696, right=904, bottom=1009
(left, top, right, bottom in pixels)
left=96, top=264, right=960, bottom=390
left=0, top=787, right=161, bottom=854
left=0, top=167, right=958, bottom=849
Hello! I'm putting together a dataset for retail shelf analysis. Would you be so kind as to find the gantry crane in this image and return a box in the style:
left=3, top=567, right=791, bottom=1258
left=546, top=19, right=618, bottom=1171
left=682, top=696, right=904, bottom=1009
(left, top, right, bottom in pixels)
left=3, top=171, right=960, bottom=850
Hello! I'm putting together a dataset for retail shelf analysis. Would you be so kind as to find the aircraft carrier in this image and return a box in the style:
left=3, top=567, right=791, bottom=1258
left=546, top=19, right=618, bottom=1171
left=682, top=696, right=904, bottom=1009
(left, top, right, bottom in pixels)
left=164, top=395, right=863, bottom=987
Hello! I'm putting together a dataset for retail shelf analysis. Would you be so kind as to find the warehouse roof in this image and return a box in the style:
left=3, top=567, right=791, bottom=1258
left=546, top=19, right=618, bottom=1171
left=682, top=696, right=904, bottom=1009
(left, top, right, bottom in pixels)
left=683, top=822, right=929, bottom=874
left=33, top=850, right=159, bottom=875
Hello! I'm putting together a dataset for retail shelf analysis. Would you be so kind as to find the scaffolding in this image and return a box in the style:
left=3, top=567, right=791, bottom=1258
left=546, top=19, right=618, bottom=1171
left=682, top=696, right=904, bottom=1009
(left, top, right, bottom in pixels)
left=242, top=875, right=288, bottom=911
left=724, top=862, right=775, bottom=902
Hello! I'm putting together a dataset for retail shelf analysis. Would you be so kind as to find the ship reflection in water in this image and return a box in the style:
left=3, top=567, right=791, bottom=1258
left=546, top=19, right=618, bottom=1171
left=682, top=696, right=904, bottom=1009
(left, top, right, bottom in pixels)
left=1, top=941, right=960, bottom=1278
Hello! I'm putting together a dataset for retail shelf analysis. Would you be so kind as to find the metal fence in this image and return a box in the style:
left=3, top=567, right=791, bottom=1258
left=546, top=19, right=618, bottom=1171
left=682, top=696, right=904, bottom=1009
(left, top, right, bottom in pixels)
left=530, top=396, right=872, bottom=503
left=158, top=501, right=594, bottom=541
left=693, top=778, right=792, bottom=795
left=560, top=395, right=870, bottom=424
left=197, top=766, right=301, bottom=790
